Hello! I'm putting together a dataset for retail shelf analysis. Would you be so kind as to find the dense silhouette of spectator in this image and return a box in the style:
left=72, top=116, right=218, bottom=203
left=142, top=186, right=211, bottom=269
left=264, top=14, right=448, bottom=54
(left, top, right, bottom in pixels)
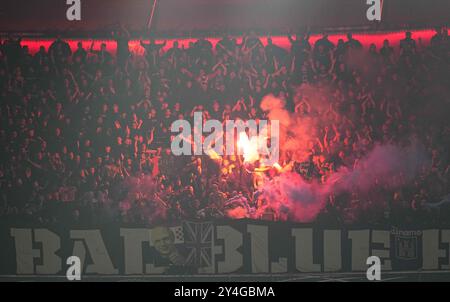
left=0, top=29, right=448, bottom=226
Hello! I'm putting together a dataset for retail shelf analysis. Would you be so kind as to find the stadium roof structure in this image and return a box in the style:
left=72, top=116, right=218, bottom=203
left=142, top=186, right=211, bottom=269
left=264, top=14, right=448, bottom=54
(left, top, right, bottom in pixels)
left=0, top=0, right=448, bottom=38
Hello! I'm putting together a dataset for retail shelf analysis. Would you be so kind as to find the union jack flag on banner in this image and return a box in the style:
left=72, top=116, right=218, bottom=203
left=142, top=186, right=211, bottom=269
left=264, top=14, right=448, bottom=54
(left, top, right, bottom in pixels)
left=182, top=221, right=214, bottom=268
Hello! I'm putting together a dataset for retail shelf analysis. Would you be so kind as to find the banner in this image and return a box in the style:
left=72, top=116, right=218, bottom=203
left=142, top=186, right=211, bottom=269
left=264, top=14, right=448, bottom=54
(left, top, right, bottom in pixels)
left=1, top=220, right=449, bottom=275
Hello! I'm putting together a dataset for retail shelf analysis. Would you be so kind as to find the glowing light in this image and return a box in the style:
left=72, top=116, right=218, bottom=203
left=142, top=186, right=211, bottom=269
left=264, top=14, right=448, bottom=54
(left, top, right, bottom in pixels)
left=237, top=132, right=260, bottom=164
left=17, top=29, right=439, bottom=55
left=205, top=148, right=221, bottom=160
left=273, top=163, right=283, bottom=172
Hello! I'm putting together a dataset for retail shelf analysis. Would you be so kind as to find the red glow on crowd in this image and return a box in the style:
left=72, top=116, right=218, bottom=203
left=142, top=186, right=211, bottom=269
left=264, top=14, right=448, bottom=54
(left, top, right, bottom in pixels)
left=17, top=29, right=438, bottom=55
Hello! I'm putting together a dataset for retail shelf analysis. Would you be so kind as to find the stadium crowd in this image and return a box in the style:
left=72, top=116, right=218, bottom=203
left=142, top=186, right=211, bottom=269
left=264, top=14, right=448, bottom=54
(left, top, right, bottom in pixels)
left=0, top=27, right=449, bottom=226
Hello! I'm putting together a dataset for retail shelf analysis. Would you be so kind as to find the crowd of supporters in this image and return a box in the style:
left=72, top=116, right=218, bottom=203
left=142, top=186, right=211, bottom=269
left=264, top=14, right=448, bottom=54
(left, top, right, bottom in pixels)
left=0, top=27, right=449, bottom=226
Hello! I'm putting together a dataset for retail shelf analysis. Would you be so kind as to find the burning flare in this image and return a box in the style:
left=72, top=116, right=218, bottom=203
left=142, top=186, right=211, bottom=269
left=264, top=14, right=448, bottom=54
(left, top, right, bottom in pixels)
left=237, top=132, right=261, bottom=164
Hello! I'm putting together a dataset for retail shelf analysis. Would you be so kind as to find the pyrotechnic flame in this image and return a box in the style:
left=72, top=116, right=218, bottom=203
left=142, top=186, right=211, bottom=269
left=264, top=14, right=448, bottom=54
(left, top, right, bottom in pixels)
left=204, top=127, right=282, bottom=173
left=273, top=163, right=283, bottom=171
left=205, top=148, right=221, bottom=160
left=237, top=132, right=260, bottom=164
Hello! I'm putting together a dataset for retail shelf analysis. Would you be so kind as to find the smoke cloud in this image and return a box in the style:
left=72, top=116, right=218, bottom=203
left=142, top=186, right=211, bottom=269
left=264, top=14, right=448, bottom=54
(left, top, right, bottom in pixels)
left=119, top=174, right=167, bottom=221
left=259, top=141, right=430, bottom=222
left=258, top=89, right=431, bottom=222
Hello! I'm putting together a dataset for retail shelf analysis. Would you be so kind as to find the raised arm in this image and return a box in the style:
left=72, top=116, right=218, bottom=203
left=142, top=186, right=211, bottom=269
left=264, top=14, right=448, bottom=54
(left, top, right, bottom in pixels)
left=89, top=41, right=95, bottom=53
left=288, top=33, right=295, bottom=44
left=180, top=67, right=194, bottom=78
left=262, top=73, right=271, bottom=89
left=156, top=40, right=167, bottom=49
left=140, top=40, right=149, bottom=48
